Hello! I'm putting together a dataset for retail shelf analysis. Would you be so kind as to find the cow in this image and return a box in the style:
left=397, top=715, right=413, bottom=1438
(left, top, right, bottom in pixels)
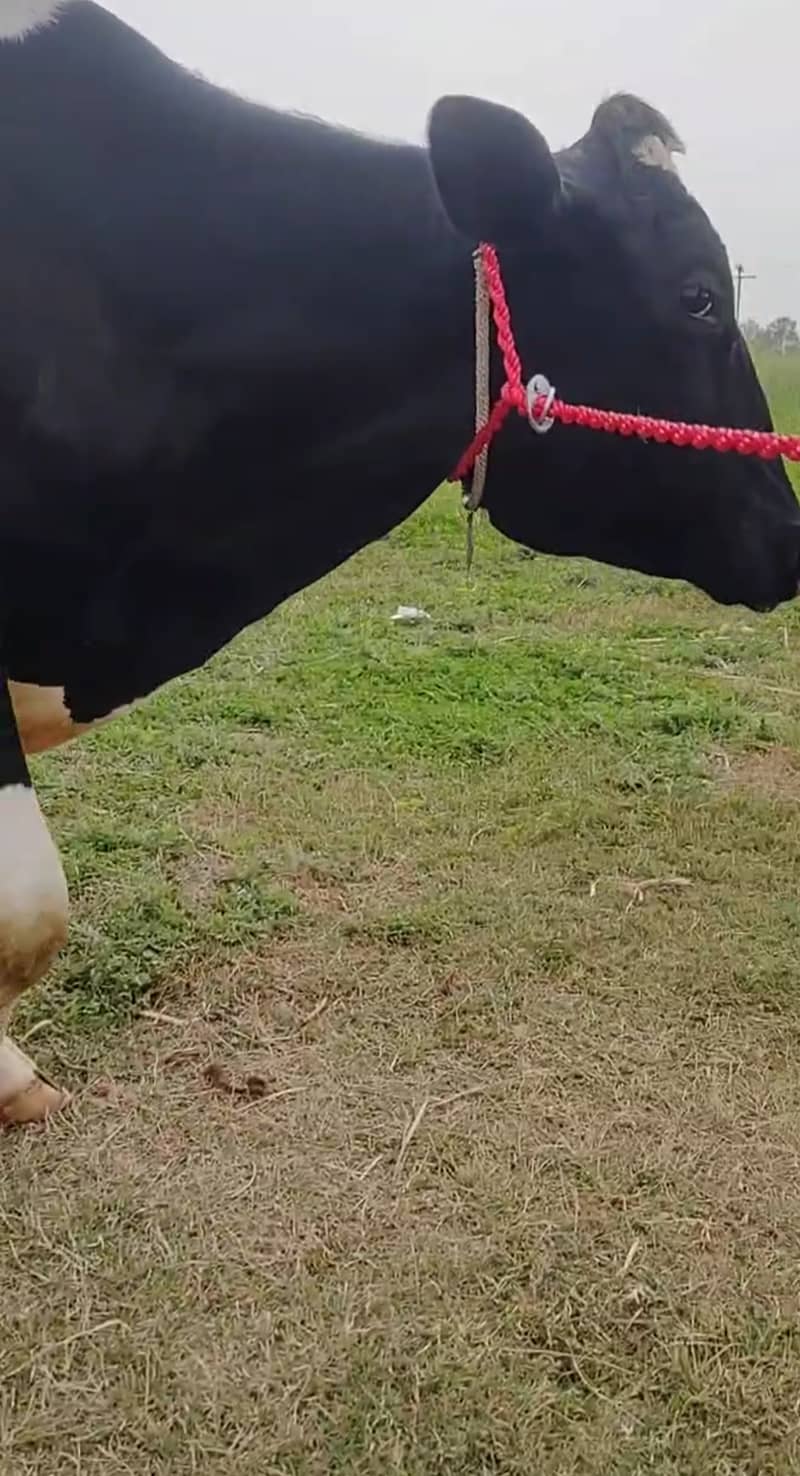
left=0, top=0, right=798, bottom=1125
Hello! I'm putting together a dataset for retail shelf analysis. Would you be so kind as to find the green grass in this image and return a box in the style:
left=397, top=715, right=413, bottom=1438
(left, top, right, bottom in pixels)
left=755, top=350, right=800, bottom=486
left=5, top=362, right=800, bottom=1474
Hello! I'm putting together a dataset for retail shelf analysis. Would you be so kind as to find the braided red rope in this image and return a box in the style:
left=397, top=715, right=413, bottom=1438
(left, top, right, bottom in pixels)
left=451, top=243, right=800, bottom=487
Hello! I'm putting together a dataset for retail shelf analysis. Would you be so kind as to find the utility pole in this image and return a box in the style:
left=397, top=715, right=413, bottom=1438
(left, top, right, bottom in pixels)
left=734, top=262, right=756, bottom=323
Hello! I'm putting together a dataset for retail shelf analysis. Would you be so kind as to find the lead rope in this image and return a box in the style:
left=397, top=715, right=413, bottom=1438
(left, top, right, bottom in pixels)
left=464, top=249, right=491, bottom=573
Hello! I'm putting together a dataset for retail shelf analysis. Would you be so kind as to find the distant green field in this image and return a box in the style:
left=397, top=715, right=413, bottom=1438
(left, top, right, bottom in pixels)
left=5, top=355, right=800, bottom=1475
left=754, top=350, right=800, bottom=490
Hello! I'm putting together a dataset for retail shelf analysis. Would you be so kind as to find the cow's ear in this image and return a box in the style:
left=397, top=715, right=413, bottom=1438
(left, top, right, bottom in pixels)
left=589, top=94, right=685, bottom=177
left=427, top=95, right=561, bottom=250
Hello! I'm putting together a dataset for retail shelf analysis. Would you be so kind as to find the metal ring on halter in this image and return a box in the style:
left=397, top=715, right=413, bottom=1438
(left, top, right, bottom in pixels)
left=526, top=373, right=556, bottom=434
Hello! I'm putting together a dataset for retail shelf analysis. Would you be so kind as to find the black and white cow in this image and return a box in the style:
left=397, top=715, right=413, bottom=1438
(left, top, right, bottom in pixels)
left=1, top=0, right=797, bottom=1123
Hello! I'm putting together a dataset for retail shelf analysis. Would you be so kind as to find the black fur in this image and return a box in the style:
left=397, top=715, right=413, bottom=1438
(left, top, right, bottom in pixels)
left=0, top=2, right=796, bottom=726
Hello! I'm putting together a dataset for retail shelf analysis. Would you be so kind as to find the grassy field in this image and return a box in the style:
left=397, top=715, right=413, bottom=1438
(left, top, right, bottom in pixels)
left=3, top=355, right=800, bottom=1474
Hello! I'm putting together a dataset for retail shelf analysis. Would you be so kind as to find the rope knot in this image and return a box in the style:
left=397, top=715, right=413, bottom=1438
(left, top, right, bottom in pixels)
left=501, top=382, right=525, bottom=409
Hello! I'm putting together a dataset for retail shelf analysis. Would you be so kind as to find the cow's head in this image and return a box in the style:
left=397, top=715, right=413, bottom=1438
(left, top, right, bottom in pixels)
left=428, top=93, right=799, bottom=611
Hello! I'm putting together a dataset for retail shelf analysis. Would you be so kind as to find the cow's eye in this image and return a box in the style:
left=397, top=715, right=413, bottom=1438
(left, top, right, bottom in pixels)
left=681, top=284, right=715, bottom=321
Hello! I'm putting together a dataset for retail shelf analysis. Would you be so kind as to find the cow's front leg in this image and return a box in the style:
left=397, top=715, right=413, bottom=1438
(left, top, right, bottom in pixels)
left=0, top=672, right=69, bottom=1125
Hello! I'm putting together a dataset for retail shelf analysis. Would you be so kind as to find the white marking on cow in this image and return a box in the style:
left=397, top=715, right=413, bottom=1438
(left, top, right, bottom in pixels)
left=0, top=781, right=71, bottom=1123
left=0, top=784, right=68, bottom=1011
left=633, top=134, right=681, bottom=175
left=10, top=682, right=132, bottom=755
left=0, top=0, right=69, bottom=42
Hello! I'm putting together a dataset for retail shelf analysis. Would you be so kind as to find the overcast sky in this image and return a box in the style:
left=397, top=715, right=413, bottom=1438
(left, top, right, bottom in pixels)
left=107, top=0, right=798, bottom=325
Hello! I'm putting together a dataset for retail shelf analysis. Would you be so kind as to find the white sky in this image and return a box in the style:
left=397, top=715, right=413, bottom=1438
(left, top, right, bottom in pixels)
left=107, top=0, right=798, bottom=325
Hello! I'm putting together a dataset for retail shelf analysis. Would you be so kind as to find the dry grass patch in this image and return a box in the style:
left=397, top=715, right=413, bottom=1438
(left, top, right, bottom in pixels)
left=722, top=745, right=800, bottom=803
left=6, top=435, right=800, bottom=1470
left=6, top=962, right=800, bottom=1474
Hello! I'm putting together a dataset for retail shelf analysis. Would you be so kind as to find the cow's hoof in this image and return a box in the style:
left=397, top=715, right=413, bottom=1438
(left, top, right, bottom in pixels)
left=0, top=1037, right=70, bottom=1126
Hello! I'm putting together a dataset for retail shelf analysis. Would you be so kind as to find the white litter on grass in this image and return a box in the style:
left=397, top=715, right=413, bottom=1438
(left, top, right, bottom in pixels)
left=391, top=605, right=432, bottom=624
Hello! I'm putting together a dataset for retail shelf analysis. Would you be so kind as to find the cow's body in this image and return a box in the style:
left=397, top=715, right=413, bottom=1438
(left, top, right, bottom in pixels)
left=0, top=2, right=473, bottom=731
left=1, top=0, right=798, bottom=1123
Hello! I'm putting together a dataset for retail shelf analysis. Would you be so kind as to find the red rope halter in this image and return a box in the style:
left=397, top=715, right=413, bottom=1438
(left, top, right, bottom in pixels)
left=451, top=243, right=800, bottom=489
